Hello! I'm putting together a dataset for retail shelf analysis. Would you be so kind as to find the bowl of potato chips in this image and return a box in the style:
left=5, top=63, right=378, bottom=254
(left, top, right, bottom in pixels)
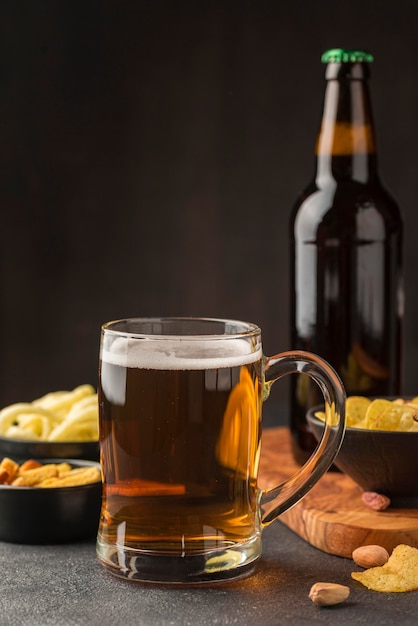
left=307, top=396, right=418, bottom=505
left=0, top=456, right=102, bottom=543
left=0, top=384, right=100, bottom=461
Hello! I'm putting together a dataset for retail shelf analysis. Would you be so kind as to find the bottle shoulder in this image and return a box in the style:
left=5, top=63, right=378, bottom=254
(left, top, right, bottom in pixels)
left=290, top=179, right=403, bottom=242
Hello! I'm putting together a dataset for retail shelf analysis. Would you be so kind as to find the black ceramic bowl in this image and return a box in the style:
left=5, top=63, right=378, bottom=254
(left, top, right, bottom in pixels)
left=0, top=436, right=99, bottom=462
left=307, top=406, right=418, bottom=506
left=0, top=459, right=102, bottom=544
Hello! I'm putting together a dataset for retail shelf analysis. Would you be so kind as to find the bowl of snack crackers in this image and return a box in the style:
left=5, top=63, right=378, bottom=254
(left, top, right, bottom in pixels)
left=307, top=395, right=418, bottom=506
left=0, top=456, right=102, bottom=543
left=0, top=384, right=100, bottom=461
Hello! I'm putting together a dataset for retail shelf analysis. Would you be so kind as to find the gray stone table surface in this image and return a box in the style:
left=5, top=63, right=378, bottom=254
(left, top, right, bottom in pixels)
left=0, top=521, right=417, bottom=626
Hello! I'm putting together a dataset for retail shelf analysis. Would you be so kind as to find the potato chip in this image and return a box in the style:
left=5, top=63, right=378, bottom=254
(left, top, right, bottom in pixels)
left=313, top=405, right=341, bottom=427
left=345, top=396, right=371, bottom=427
left=366, top=401, right=418, bottom=431
left=314, top=395, right=418, bottom=432
left=387, top=404, right=418, bottom=431
left=352, top=544, right=418, bottom=592
left=364, top=399, right=393, bottom=429
left=314, top=410, right=326, bottom=423
left=314, top=395, right=369, bottom=427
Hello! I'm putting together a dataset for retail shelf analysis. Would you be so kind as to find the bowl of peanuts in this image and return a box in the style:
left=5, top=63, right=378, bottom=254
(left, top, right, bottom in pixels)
left=0, top=384, right=100, bottom=461
left=0, top=456, right=102, bottom=543
left=307, top=395, right=418, bottom=506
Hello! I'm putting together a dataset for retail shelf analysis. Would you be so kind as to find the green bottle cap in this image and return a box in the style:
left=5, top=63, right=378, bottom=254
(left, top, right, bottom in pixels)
left=321, top=48, right=374, bottom=64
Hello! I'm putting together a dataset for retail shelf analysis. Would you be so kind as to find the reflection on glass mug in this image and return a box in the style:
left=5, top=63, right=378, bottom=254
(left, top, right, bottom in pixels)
left=97, top=318, right=345, bottom=584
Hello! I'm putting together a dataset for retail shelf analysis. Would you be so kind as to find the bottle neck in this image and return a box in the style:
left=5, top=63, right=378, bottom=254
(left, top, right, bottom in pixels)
left=315, top=63, right=378, bottom=185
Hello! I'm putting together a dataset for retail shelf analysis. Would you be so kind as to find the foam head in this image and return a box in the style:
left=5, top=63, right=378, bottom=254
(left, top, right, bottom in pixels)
left=101, top=336, right=262, bottom=370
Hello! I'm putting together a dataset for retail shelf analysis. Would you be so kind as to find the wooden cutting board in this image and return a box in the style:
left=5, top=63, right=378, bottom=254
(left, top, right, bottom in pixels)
left=258, top=427, right=418, bottom=558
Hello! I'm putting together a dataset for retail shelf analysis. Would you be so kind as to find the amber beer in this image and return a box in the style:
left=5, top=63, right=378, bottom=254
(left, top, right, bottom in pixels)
left=97, top=331, right=263, bottom=581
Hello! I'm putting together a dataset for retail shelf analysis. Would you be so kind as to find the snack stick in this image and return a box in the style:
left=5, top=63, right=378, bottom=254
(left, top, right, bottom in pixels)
left=18, top=459, right=42, bottom=473
left=56, top=462, right=72, bottom=475
left=38, top=466, right=101, bottom=488
left=0, top=457, right=100, bottom=488
left=12, top=464, right=58, bottom=486
left=58, top=466, right=96, bottom=477
left=0, top=469, right=10, bottom=484
left=0, top=457, right=19, bottom=482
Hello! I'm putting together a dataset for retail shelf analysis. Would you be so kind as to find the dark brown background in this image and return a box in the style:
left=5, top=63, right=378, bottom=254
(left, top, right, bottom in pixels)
left=1, top=0, right=417, bottom=422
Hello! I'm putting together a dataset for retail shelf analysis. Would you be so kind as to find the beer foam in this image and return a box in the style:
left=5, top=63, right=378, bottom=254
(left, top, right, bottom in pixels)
left=102, top=337, right=262, bottom=370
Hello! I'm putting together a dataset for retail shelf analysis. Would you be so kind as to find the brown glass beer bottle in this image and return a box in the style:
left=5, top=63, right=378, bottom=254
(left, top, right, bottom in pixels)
left=289, top=48, right=403, bottom=464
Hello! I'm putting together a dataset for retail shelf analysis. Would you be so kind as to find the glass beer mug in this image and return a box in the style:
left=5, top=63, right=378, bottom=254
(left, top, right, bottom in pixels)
left=97, top=317, right=345, bottom=583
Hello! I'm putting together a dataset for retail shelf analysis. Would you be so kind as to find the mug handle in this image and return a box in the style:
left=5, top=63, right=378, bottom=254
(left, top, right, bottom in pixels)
left=259, top=350, right=345, bottom=525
